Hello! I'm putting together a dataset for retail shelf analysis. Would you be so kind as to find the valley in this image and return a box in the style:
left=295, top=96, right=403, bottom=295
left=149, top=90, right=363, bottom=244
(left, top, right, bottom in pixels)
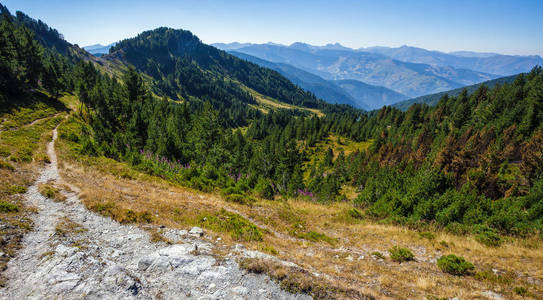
left=1, top=2, right=543, bottom=300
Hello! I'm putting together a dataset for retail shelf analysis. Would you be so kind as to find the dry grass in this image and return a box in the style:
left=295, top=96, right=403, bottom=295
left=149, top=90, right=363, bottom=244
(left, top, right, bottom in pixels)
left=245, top=86, right=325, bottom=117
left=54, top=125, right=543, bottom=299
left=38, top=182, right=67, bottom=202
left=239, top=258, right=377, bottom=300
left=0, top=98, right=65, bottom=286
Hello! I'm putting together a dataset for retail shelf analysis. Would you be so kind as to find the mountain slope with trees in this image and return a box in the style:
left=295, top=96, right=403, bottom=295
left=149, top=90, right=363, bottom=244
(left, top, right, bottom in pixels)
left=393, top=74, right=519, bottom=110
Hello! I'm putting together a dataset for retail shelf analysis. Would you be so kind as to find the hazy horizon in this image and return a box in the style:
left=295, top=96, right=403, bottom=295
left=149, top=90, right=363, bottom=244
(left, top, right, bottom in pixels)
left=3, top=0, right=543, bottom=57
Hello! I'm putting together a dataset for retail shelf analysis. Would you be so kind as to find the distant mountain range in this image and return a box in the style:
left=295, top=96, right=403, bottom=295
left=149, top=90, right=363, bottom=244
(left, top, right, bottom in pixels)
left=214, top=42, right=542, bottom=108
left=83, top=43, right=116, bottom=56
left=360, top=45, right=543, bottom=76
left=213, top=42, right=503, bottom=99
left=392, top=74, right=519, bottom=111
left=230, top=51, right=407, bottom=109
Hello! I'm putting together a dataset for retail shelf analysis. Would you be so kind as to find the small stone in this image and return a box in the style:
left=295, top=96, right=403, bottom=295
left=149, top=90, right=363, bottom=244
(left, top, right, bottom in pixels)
left=346, top=255, right=354, bottom=261
left=482, top=290, right=505, bottom=300
left=138, top=252, right=160, bottom=271
left=357, top=255, right=364, bottom=260
left=189, top=227, right=204, bottom=237
left=231, top=286, right=248, bottom=295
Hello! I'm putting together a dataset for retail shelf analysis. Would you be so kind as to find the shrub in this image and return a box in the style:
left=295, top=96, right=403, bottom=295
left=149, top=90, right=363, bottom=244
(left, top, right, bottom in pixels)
left=35, top=153, right=51, bottom=163
left=347, top=208, right=364, bottom=220
left=0, top=160, right=15, bottom=171
left=225, top=193, right=254, bottom=205
left=418, top=231, right=436, bottom=240
left=7, top=185, right=26, bottom=195
left=388, top=246, right=415, bottom=263
left=437, top=254, right=474, bottom=276
left=91, top=202, right=117, bottom=217
left=513, top=286, right=528, bottom=296
left=439, top=240, right=449, bottom=248
left=474, top=226, right=503, bottom=247
left=474, top=268, right=514, bottom=284
left=371, top=251, right=384, bottom=259
left=38, top=183, right=66, bottom=202
left=0, top=147, right=10, bottom=157
left=301, top=231, right=336, bottom=245
left=199, top=209, right=262, bottom=241
left=255, top=177, right=274, bottom=199
left=0, top=201, right=19, bottom=212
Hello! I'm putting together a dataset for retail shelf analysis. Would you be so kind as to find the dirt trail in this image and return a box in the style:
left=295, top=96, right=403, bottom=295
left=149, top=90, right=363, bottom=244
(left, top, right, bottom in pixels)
left=0, top=126, right=310, bottom=300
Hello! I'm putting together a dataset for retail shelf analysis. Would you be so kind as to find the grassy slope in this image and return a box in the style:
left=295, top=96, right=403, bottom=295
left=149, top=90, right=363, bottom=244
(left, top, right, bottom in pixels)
left=51, top=97, right=543, bottom=299
left=0, top=92, right=69, bottom=286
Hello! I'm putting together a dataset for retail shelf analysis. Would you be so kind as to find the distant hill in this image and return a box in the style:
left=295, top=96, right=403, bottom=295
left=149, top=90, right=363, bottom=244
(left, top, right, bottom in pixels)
left=215, top=42, right=499, bottom=98
left=229, top=51, right=370, bottom=109
left=83, top=43, right=116, bottom=56
left=392, top=74, right=519, bottom=111
left=360, top=45, right=543, bottom=76
left=333, top=79, right=407, bottom=109
left=103, top=27, right=331, bottom=125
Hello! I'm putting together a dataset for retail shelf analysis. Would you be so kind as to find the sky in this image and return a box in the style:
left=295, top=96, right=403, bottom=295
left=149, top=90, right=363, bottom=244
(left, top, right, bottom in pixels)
left=2, top=0, right=543, bottom=56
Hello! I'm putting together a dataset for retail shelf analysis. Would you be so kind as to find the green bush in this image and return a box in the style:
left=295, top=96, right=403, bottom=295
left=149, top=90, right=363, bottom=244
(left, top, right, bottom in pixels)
left=347, top=208, right=364, bottom=220
left=301, top=231, right=336, bottom=245
left=474, top=225, right=503, bottom=247
left=225, top=193, right=254, bottom=205
left=388, top=246, right=414, bottom=263
left=418, top=231, right=436, bottom=240
left=199, top=209, right=262, bottom=241
left=371, top=251, right=384, bottom=259
left=0, top=201, right=19, bottom=212
left=7, top=185, right=27, bottom=195
left=0, top=160, right=15, bottom=171
left=255, top=177, right=274, bottom=199
left=437, top=254, right=474, bottom=276
left=513, top=286, right=528, bottom=296
left=0, top=147, right=11, bottom=157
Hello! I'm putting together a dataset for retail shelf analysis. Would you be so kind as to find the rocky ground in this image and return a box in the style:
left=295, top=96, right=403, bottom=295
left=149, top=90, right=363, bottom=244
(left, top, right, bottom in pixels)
left=0, top=127, right=310, bottom=300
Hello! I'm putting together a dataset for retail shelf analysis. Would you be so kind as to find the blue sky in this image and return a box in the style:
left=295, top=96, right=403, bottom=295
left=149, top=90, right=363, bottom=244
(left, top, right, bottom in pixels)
left=3, top=0, right=543, bottom=56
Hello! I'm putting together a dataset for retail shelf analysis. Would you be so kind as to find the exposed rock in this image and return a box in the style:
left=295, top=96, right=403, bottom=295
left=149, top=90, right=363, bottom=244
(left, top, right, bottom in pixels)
left=0, top=127, right=310, bottom=300
left=189, top=226, right=204, bottom=237
left=482, top=290, right=505, bottom=300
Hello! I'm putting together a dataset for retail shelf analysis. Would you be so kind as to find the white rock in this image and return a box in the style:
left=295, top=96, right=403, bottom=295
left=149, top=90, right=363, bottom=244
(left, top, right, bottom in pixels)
left=482, top=290, right=505, bottom=300
left=189, top=227, right=204, bottom=237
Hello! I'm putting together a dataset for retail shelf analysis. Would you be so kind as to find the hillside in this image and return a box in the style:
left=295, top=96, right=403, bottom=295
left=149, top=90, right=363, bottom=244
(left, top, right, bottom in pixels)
left=215, top=42, right=500, bottom=98
left=393, top=74, right=519, bottom=110
left=333, top=79, right=407, bottom=109
left=229, top=51, right=370, bottom=109
left=2, top=5, right=543, bottom=300
left=104, top=28, right=327, bottom=123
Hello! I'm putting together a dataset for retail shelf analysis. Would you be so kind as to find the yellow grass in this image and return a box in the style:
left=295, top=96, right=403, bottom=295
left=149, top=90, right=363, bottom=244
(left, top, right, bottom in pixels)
left=245, top=87, right=325, bottom=117
left=55, top=136, right=543, bottom=298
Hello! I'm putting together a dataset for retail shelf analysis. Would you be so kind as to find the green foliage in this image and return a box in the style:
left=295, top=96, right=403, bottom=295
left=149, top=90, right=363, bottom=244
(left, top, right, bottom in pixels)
left=437, top=254, right=474, bottom=276
left=6, top=4, right=543, bottom=242
left=299, top=231, right=336, bottom=245
left=0, top=201, right=19, bottom=212
left=6, top=185, right=26, bottom=195
left=371, top=251, right=384, bottom=259
left=418, top=231, right=436, bottom=240
left=255, top=177, right=274, bottom=199
left=347, top=208, right=364, bottom=220
left=198, top=209, right=263, bottom=241
left=0, top=160, right=15, bottom=171
left=388, top=246, right=415, bottom=263
left=513, top=286, right=528, bottom=296
left=473, top=225, right=503, bottom=247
